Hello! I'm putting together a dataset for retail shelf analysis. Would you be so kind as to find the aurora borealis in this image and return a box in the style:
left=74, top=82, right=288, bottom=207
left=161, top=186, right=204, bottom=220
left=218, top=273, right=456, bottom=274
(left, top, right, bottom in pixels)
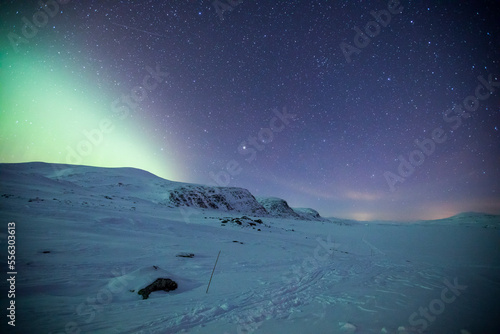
left=0, top=51, right=182, bottom=182
left=1, top=0, right=499, bottom=220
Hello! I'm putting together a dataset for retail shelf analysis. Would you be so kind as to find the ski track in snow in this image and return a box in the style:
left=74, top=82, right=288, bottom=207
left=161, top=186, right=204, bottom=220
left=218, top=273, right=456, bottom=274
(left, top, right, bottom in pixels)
left=113, top=253, right=448, bottom=334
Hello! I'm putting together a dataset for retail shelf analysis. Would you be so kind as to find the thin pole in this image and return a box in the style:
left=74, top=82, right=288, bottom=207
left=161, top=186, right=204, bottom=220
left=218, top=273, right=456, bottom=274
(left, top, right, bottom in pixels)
left=206, top=250, right=221, bottom=293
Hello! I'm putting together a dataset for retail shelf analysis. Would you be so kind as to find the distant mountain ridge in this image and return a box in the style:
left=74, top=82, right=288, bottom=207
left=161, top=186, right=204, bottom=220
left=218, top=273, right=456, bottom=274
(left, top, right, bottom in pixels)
left=420, top=211, right=500, bottom=225
left=0, top=162, right=325, bottom=221
left=2, top=162, right=497, bottom=224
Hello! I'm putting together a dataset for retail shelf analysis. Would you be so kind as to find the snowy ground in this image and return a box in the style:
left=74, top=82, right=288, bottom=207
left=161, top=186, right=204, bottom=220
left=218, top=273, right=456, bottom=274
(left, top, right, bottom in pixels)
left=0, top=163, right=499, bottom=333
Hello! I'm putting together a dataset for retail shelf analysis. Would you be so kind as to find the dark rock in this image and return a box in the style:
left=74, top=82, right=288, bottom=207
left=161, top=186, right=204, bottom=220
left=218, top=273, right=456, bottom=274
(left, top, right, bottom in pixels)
left=138, top=278, right=178, bottom=299
left=176, top=252, right=194, bottom=258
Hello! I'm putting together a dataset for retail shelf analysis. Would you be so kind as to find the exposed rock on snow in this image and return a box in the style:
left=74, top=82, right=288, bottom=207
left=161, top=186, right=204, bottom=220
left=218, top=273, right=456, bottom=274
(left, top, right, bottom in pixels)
left=293, top=207, right=324, bottom=221
left=167, top=185, right=268, bottom=216
left=257, top=197, right=328, bottom=221
left=256, top=197, right=302, bottom=219
left=138, top=278, right=178, bottom=299
left=176, top=252, right=195, bottom=258
left=217, top=216, right=269, bottom=230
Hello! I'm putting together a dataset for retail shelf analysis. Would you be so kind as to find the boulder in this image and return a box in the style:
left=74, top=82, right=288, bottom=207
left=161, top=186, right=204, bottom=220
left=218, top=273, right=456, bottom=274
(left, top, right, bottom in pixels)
left=176, top=252, right=195, bottom=258
left=138, top=278, right=178, bottom=299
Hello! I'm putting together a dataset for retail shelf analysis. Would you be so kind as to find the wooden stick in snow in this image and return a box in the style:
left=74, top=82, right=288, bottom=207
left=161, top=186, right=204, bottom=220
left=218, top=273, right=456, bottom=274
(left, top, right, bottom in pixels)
left=206, top=250, right=221, bottom=293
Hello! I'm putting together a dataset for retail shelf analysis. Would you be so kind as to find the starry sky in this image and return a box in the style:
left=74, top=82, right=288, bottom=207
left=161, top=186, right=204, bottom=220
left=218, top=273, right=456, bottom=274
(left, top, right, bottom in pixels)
left=1, top=0, right=499, bottom=221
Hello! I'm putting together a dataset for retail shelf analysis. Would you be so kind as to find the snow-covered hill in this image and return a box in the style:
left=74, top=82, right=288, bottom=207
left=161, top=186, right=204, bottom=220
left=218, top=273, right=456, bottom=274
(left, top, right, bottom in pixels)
left=0, top=162, right=499, bottom=334
left=0, top=162, right=272, bottom=218
left=417, top=211, right=500, bottom=228
left=0, top=162, right=319, bottom=219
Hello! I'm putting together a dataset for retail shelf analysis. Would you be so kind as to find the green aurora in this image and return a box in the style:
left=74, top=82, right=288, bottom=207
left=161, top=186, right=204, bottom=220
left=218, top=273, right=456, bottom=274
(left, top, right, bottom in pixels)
left=0, top=53, right=181, bottom=181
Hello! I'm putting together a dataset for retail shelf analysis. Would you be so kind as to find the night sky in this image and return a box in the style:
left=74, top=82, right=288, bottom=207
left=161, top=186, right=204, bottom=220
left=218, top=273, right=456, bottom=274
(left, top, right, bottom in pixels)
left=1, top=0, right=499, bottom=221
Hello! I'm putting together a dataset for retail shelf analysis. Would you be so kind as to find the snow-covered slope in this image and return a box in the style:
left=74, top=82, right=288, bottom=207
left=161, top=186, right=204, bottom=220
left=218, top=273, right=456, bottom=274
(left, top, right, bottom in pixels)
left=0, top=162, right=318, bottom=220
left=417, top=211, right=500, bottom=228
left=0, top=162, right=269, bottom=217
left=1, top=162, right=499, bottom=334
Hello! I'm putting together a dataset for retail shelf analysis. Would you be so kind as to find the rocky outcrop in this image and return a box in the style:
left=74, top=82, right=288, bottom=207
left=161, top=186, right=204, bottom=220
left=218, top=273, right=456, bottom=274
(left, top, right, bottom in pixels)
left=293, top=208, right=323, bottom=221
left=167, top=185, right=268, bottom=216
left=257, top=198, right=326, bottom=221
left=256, top=197, right=302, bottom=219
